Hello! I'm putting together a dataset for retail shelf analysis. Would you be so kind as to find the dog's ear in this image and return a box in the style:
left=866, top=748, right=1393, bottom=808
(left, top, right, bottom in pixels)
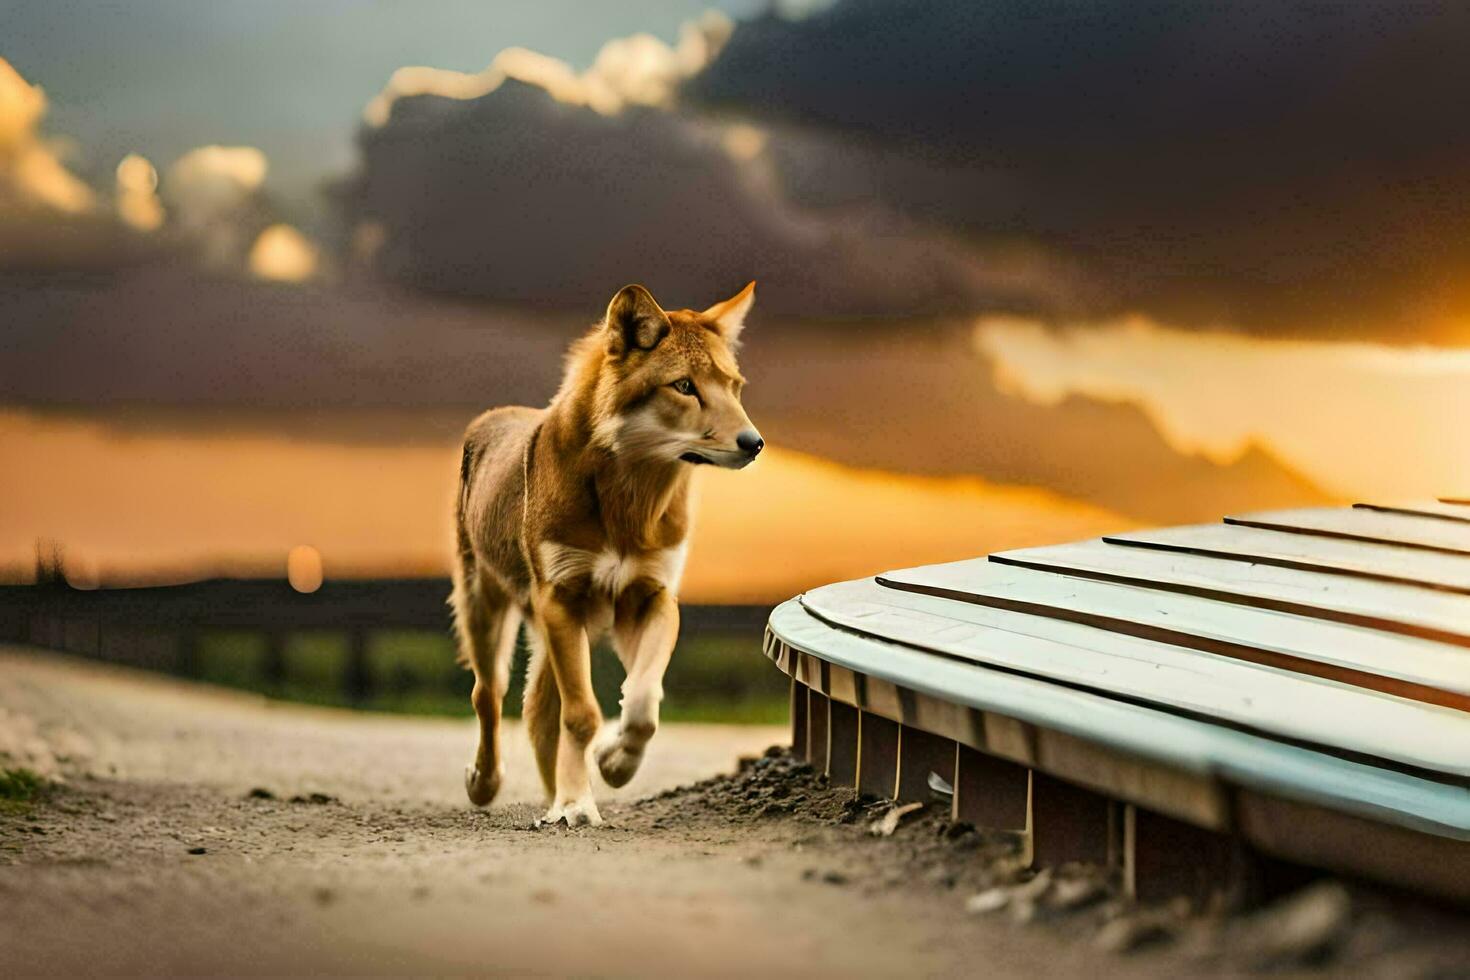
left=701, top=281, right=755, bottom=346
left=606, top=284, right=670, bottom=356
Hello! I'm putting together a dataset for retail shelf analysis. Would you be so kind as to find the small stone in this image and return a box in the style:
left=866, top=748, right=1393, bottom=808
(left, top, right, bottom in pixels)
left=288, top=791, right=337, bottom=805
left=965, top=887, right=1011, bottom=914
left=246, top=787, right=275, bottom=800
left=821, top=870, right=849, bottom=886
left=942, top=821, right=975, bottom=841
left=1095, top=914, right=1174, bottom=954
left=926, top=771, right=955, bottom=799
left=1050, top=876, right=1107, bottom=912
left=1011, top=898, right=1040, bottom=924
left=987, top=858, right=1031, bottom=887
left=927, top=869, right=958, bottom=890
left=1012, top=868, right=1054, bottom=903
left=1244, top=881, right=1352, bottom=967
left=187, top=846, right=207, bottom=855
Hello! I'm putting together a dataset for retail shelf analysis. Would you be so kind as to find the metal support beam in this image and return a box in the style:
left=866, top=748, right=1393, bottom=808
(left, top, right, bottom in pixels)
left=1030, top=771, right=1122, bottom=870
left=807, top=689, right=830, bottom=775
left=857, top=711, right=899, bottom=798
left=1124, top=804, right=1251, bottom=907
left=790, top=678, right=809, bottom=761
left=828, top=699, right=859, bottom=789
left=953, top=744, right=1030, bottom=831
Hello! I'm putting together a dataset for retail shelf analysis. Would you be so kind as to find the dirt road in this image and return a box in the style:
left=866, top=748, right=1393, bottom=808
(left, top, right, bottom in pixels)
left=0, top=648, right=1461, bottom=977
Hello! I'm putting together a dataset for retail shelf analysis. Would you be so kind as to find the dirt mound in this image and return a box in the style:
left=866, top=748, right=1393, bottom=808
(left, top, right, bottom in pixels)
left=621, top=746, right=1088, bottom=900
left=614, top=746, right=1470, bottom=975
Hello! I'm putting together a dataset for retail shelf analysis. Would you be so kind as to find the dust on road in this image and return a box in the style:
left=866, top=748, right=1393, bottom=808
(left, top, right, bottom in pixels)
left=1, top=648, right=1464, bottom=977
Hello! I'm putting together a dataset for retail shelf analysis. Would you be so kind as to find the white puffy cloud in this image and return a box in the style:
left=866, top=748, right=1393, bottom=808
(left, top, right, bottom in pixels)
left=162, top=145, right=270, bottom=269
left=363, top=11, right=731, bottom=126
left=163, top=145, right=266, bottom=229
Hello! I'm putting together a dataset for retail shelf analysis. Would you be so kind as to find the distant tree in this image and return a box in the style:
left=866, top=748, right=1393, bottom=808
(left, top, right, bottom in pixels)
left=33, top=539, right=67, bottom=588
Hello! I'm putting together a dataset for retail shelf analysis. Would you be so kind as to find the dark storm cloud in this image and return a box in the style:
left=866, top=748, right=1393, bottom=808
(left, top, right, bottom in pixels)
left=340, top=59, right=1081, bottom=317
left=688, top=0, right=1470, bottom=335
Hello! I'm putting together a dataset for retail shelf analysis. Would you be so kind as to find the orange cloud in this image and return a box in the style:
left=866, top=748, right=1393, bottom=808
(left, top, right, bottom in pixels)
left=976, top=315, right=1470, bottom=500
left=0, top=57, right=94, bottom=214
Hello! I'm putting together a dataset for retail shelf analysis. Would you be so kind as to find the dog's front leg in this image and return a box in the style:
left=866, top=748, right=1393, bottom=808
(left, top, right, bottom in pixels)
left=534, top=585, right=604, bottom=826
left=596, top=582, right=679, bottom=788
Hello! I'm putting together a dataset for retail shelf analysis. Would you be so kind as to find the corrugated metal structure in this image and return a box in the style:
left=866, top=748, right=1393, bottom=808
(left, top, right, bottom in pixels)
left=764, top=501, right=1470, bottom=904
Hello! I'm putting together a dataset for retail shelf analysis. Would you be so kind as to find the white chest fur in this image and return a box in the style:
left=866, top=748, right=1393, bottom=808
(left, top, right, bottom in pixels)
left=537, top=541, right=688, bottom=596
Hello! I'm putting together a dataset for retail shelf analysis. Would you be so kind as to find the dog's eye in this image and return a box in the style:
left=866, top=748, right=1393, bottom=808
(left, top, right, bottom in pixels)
left=670, top=378, right=697, bottom=397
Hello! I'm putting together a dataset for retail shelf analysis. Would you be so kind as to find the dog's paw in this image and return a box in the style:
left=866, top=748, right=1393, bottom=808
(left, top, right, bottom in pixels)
left=595, top=738, right=644, bottom=789
left=464, top=760, right=502, bottom=807
left=543, top=797, right=602, bottom=828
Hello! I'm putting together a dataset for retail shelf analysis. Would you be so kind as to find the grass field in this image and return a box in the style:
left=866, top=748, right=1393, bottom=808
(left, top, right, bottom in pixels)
left=192, top=628, right=788, bottom=723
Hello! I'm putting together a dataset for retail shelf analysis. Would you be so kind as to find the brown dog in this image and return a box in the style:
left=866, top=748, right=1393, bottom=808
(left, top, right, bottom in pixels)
left=450, top=282, right=762, bottom=825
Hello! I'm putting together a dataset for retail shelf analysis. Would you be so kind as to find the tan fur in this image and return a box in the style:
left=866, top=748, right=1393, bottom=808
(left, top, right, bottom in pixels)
left=451, top=282, right=761, bottom=824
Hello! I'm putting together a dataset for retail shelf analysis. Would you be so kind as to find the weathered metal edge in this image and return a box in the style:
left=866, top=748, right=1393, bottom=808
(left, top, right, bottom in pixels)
left=765, top=597, right=1470, bottom=842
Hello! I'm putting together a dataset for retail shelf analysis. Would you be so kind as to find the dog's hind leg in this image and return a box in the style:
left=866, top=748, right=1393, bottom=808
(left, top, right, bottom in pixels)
left=596, top=581, right=678, bottom=789
left=522, top=629, right=560, bottom=801
left=453, top=566, right=520, bottom=807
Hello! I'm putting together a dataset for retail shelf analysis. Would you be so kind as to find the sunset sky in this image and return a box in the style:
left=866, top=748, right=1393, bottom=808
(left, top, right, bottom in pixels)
left=0, top=410, right=1132, bottom=601
left=4, top=2, right=1468, bottom=599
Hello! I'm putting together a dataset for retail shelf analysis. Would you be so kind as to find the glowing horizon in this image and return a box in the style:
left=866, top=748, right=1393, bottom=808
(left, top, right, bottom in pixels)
left=0, top=409, right=1132, bottom=602
left=976, top=316, right=1470, bottom=501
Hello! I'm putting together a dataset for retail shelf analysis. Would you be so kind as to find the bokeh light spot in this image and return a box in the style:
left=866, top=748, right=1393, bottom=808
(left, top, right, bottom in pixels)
left=115, top=153, right=164, bottom=231
left=287, top=545, right=323, bottom=593
left=249, top=223, right=319, bottom=282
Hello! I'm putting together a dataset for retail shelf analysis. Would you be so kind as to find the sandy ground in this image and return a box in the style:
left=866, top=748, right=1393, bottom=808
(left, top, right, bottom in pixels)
left=1, top=648, right=1464, bottom=978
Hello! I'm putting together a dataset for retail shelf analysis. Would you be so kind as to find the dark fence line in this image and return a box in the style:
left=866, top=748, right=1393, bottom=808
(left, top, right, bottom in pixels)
left=0, top=578, right=772, bottom=704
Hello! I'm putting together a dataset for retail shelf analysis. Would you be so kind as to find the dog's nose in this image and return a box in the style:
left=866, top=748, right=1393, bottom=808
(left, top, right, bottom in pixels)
left=736, top=429, right=764, bottom=457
